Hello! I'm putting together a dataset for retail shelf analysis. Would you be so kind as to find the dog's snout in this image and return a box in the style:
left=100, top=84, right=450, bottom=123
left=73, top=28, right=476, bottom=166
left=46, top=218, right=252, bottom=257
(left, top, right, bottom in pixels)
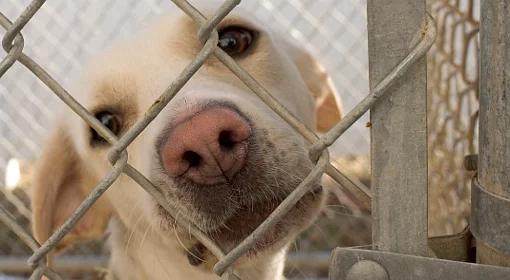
left=161, top=107, right=251, bottom=185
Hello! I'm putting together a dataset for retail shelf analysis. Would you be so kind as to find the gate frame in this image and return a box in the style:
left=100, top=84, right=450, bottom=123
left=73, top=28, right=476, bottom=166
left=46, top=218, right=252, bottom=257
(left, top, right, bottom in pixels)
left=330, top=0, right=510, bottom=279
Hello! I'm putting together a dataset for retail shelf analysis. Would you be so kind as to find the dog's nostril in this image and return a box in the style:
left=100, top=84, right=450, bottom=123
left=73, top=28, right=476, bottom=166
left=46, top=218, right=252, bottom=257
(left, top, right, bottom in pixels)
left=161, top=108, right=251, bottom=182
left=183, top=151, right=202, bottom=167
left=218, top=130, right=236, bottom=149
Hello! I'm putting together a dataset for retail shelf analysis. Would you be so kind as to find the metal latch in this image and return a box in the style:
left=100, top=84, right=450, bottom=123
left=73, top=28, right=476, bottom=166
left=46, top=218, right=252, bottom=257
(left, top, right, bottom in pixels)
left=330, top=247, right=510, bottom=280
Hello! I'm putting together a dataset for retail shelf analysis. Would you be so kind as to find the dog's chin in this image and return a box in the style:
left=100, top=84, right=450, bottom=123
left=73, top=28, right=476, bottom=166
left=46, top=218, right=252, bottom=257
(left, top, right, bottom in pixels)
left=157, top=185, right=324, bottom=254
left=207, top=186, right=324, bottom=253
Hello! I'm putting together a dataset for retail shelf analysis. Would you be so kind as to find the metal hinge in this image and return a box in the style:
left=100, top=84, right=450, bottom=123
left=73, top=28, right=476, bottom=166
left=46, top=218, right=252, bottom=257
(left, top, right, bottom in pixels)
left=329, top=247, right=510, bottom=280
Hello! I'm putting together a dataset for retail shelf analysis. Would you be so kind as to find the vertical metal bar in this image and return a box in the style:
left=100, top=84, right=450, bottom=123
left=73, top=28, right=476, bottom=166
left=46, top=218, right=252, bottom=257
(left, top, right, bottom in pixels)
left=476, top=0, right=510, bottom=266
left=367, top=0, right=428, bottom=256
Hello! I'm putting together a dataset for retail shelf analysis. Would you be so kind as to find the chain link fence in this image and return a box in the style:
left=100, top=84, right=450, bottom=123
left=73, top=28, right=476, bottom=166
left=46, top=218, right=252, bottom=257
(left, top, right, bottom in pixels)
left=0, top=0, right=480, bottom=279
left=0, top=0, right=373, bottom=279
left=427, top=0, right=479, bottom=236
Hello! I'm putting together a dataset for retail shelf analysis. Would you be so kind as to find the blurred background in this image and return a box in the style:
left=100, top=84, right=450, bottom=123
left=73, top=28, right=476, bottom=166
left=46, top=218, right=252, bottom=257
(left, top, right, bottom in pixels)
left=0, top=0, right=479, bottom=279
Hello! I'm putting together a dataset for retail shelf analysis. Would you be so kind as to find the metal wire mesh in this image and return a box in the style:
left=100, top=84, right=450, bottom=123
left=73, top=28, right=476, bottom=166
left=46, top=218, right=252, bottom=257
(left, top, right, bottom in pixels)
left=427, top=0, right=479, bottom=236
left=0, top=0, right=436, bottom=279
left=0, top=0, right=370, bottom=174
left=0, top=1, right=371, bottom=278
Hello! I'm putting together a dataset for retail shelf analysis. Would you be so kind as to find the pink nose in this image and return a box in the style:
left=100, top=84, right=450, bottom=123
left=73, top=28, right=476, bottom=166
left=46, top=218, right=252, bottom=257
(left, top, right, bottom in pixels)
left=161, top=107, right=251, bottom=185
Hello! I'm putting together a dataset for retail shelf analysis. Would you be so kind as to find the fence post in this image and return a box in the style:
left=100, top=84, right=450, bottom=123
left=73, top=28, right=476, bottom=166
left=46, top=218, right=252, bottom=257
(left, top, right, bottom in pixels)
left=474, top=0, right=510, bottom=266
left=367, top=0, right=428, bottom=256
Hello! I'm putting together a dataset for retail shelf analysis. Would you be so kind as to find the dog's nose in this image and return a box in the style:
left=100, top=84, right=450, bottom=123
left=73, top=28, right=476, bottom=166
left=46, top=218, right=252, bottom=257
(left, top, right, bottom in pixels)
left=161, top=107, right=251, bottom=185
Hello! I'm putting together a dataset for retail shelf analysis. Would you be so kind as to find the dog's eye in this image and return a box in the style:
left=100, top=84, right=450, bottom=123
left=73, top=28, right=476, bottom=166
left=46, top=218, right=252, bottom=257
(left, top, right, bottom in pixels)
left=218, top=26, right=253, bottom=56
left=91, top=111, right=120, bottom=144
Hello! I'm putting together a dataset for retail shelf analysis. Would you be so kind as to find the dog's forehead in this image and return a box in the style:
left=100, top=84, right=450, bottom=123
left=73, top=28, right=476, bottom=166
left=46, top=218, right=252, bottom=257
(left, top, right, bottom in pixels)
left=79, top=7, right=292, bottom=113
left=183, top=0, right=264, bottom=24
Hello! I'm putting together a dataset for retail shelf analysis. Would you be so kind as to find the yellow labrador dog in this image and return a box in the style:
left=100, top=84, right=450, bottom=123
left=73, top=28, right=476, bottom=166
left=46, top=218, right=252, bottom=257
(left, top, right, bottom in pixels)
left=31, top=6, right=341, bottom=280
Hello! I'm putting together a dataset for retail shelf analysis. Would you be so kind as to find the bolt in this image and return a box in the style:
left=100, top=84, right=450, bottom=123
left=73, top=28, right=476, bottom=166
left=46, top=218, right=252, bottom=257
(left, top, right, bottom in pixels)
left=464, top=154, right=478, bottom=171
left=346, top=260, right=389, bottom=280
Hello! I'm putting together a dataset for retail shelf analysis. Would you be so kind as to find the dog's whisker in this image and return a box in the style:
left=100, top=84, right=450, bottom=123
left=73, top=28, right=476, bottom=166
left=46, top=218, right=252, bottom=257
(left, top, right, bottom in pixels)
left=124, top=211, right=145, bottom=254
left=139, top=220, right=153, bottom=251
left=172, top=222, right=206, bottom=265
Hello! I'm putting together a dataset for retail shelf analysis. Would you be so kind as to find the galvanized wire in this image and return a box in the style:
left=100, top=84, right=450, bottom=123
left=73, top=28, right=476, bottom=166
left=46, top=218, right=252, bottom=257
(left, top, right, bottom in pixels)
left=27, top=152, right=128, bottom=267
left=0, top=206, right=39, bottom=251
left=0, top=0, right=436, bottom=278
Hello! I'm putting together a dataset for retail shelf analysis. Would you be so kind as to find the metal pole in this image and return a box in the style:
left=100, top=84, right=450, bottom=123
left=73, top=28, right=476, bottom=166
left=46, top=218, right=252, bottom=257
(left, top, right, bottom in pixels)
left=474, top=0, right=510, bottom=266
left=367, top=0, right=428, bottom=256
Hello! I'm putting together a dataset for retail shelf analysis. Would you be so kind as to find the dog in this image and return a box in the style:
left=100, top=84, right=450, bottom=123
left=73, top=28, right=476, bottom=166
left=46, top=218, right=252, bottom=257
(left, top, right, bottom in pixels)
left=31, top=4, right=342, bottom=280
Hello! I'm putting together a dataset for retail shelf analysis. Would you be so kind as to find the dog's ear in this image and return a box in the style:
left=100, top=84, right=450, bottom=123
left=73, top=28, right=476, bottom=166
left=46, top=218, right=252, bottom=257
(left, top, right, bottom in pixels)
left=31, top=125, right=112, bottom=252
left=288, top=45, right=342, bottom=133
